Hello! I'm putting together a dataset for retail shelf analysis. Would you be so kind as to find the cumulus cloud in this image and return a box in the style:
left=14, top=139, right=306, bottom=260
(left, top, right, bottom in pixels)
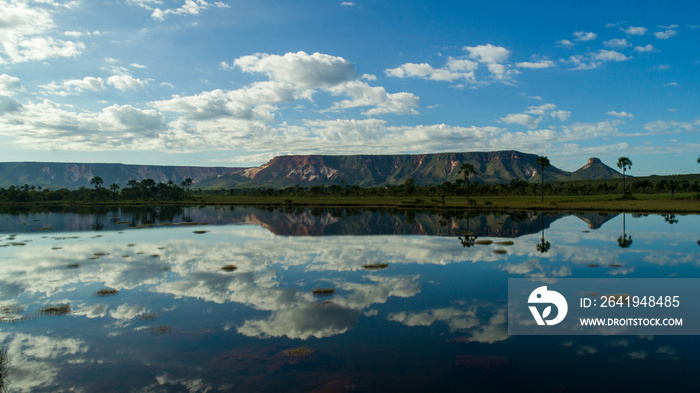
left=573, top=31, right=597, bottom=41
left=634, top=44, right=655, bottom=53
left=501, top=103, right=571, bottom=129
left=463, top=44, right=517, bottom=81
left=557, top=39, right=575, bottom=48
left=603, top=38, right=630, bottom=49
left=0, top=74, right=23, bottom=96
left=607, top=111, right=634, bottom=119
left=40, top=76, right=106, bottom=96
left=106, top=75, right=149, bottom=91
left=622, top=26, right=648, bottom=35
left=130, top=0, right=230, bottom=21
left=234, top=51, right=356, bottom=89
left=590, top=50, right=630, bottom=62
left=655, top=28, right=677, bottom=39
left=515, top=60, right=555, bottom=69
left=0, top=0, right=84, bottom=63
left=385, top=57, right=478, bottom=82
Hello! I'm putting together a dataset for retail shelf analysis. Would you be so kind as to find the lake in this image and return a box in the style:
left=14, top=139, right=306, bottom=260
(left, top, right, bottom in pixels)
left=0, top=206, right=698, bottom=392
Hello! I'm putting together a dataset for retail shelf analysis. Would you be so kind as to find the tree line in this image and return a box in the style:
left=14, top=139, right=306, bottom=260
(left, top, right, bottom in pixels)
left=0, top=156, right=698, bottom=203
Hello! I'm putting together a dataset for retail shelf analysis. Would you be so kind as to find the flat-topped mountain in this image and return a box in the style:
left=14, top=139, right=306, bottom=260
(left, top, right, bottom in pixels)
left=0, top=151, right=622, bottom=189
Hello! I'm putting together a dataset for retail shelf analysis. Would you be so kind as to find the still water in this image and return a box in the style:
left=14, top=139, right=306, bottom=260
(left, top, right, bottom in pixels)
left=0, top=206, right=698, bottom=392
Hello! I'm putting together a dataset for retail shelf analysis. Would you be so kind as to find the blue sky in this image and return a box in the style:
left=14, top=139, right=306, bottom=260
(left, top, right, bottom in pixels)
left=0, top=0, right=698, bottom=175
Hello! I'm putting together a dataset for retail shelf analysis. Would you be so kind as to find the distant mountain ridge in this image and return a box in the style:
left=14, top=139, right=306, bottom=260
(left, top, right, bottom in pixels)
left=0, top=151, right=622, bottom=190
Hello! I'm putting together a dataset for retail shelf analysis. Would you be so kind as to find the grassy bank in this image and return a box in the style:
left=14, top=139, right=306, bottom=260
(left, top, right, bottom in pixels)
left=196, top=193, right=699, bottom=213
left=1, top=193, right=697, bottom=213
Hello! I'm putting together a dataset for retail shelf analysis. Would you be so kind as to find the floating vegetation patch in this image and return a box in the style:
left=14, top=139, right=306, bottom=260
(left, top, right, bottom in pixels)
left=36, top=226, right=52, bottom=230
left=93, top=252, right=109, bottom=257
left=457, top=230, right=474, bottom=236
left=95, top=288, right=119, bottom=297
left=193, top=230, right=209, bottom=234
left=312, top=288, right=336, bottom=296
left=493, top=249, right=507, bottom=255
left=495, top=241, right=514, bottom=246
left=179, top=222, right=199, bottom=226
left=115, top=221, right=130, bottom=225
left=283, top=347, right=315, bottom=358
left=150, top=325, right=174, bottom=335
left=51, top=246, right=62, bottom=250
left=11, top=242, right=26, bottom=246
left=128, top=243, right=136, bottom=247
left=221, top=264, right=237, bottom=272
left=150, top=254, right=160, bottom=258
left=587, top=264, right=600, bottom=268
left=87, top=257, right=98, bottom=260
left=362, top=263, right=389, bottom=270
left=157, top=247, right=166, bottom=250
left=40, top=304, right=71, bottom=316
left=122, top=255, right=131, bottom=258
left=475, top=240, right=493, bottom=245
left=608, top=264, right=622, bottom=267
left=138, top=313, right=158, bottom=321
left=161, top=266, right=172, bottom=271
left=66, top=263, right=80, bottom=269
left=582, top=230, right=590, bottom=233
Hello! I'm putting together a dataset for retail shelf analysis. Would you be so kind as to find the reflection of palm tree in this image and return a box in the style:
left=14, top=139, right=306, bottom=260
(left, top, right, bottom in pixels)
left=617, top=213, right=633, bottom=248
left=662, top=214, right=678, bottom=224
left=536, top=214, right=550, bottom=253
left=458, top=213, right=476, bottom=247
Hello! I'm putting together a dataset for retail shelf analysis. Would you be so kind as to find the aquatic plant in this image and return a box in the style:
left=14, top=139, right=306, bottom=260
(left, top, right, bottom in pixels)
left=40, top=304, right=71, bottom=316
left=221, top=265, right=237, bottom=272
left=474, top=240, right=493, bottom=245
left=193, top=230, right=209, bottom=234
left=495, top=240, right=514, bottom=246
left=362, top=263, right=389, bottom=270
left=493, top=249, right=507, bottom=255
left=312, top=288, right=335, bottom=296
left=150, top=325, right=174, bottom=335
left=283, top=347, right=315, bottom=357
left=95, top=288, right=119, bottom=297
left=66, top=264, right=80, bottom=269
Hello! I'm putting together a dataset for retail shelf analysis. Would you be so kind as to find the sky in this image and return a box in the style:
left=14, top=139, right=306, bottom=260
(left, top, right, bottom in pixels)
left=0, top=0, right=698, bottom=175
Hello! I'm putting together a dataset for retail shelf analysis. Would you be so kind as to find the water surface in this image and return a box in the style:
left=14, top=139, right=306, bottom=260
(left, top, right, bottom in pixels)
left=0, top=207, right=698, bottom=392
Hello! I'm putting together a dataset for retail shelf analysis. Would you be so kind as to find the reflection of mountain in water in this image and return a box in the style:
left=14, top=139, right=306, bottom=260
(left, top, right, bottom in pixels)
left=1, top=206, right=619, bottom=238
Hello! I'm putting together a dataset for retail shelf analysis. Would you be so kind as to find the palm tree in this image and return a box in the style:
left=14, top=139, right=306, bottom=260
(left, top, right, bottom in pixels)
left=617, top=157, right=632, bottom=196
left=90, top=177, right=104, bottom=190
left=617, top=213, right=633, bottom=248
left=109, top=183, right=120, bottom=202
left=536, top=156, right=550, bottom=202
left=459, top=163, right=477, bottom=201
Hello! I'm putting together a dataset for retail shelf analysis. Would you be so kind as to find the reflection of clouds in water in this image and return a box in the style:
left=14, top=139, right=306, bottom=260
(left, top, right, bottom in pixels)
left=0, top=332, right=88, bottom=393
left=236, top=275, right=420, bottom=339
left=388, top=304, right=508, bottom=344
left=501, top=259, right=572, bottom=278
left=145, top=373, right=219, bottom=393
left=238, top=304, right=361, bottom=340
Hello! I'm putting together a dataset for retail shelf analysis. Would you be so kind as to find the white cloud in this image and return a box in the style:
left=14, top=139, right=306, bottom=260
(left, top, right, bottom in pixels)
left=130, top=63, right=147, bottom=69
left=501, top=113, right=539, bottom=128
left=40, top=76, right=106, bottom=95
left=464, top=44, right=510, bottom=64
left=340, top=1, right=355, bottom=6
left=654, top=29, right=677, bottom=39
left=556, top=39, right=574, bottom=48
left=607, top=111, right=634, bottom=119
left=130, top=0, right=230, bottom=21
left=573, top=31, right=597, bottom=41
left=501, top=103, right=570, bottom=128
left=0, top=0, right=84, bottom=63
left=327, top=80, right=419, bottom=115
left=516, top=60, right=555, bottom=69
left=0, top=74, right=23, bottom=96
left=590, top=50, right=630, bottom=62
left=234, top=51, right=356, bottom=89
left=603, top=38, right=630, bottom=49
left=107, top=75, right=149, bottom=91
left=622, top=26, right=647, bottom=35
left=634, top=44, right=655, bottom=53
left=385, top=57, right=478, bottom=82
